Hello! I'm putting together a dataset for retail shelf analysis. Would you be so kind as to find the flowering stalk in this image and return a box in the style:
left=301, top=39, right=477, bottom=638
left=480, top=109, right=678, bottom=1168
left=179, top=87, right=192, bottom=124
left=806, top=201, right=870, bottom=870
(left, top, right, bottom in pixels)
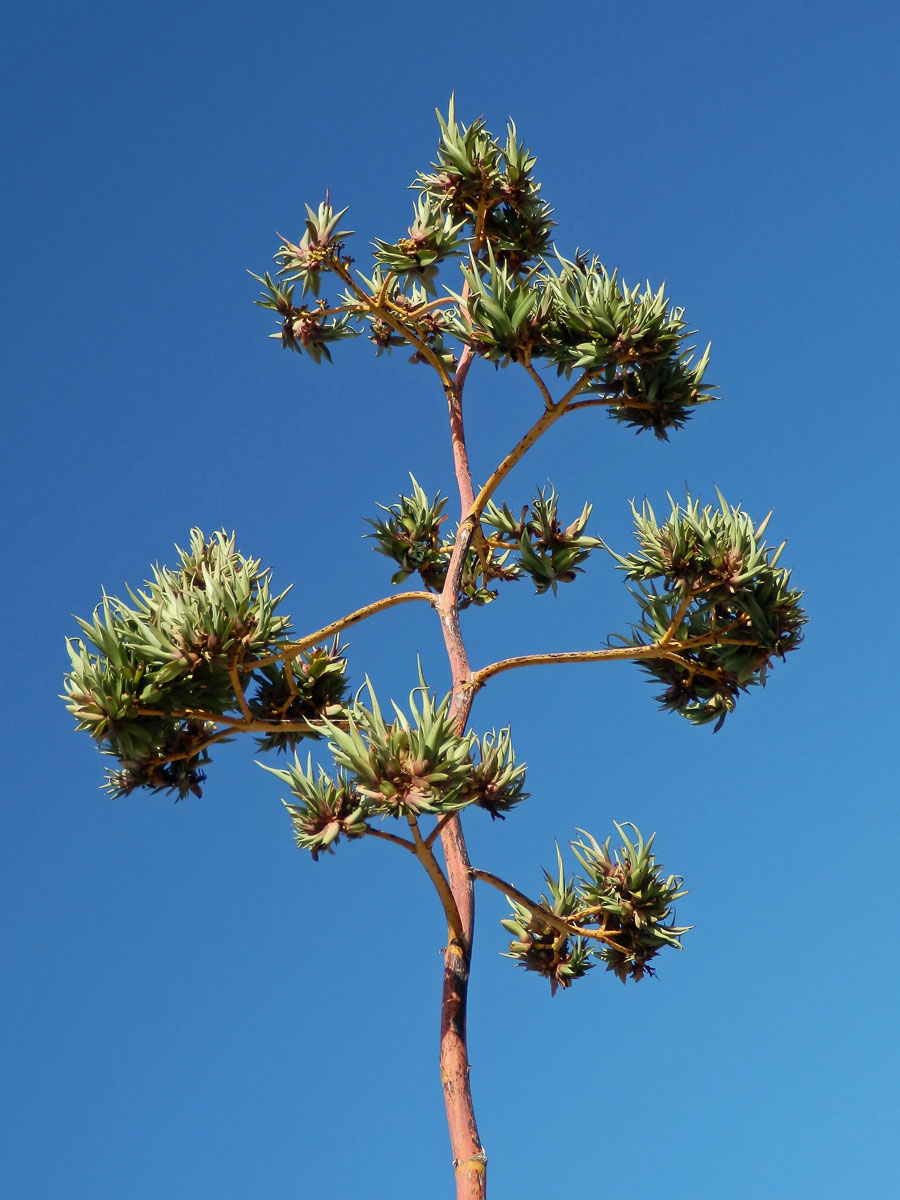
left=63, top=100, right=806, bottom=1199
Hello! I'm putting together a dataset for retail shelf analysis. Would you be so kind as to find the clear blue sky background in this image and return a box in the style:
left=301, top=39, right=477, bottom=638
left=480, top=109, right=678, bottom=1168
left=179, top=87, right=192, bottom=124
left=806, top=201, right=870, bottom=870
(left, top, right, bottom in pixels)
left=3, top=3, right=898, bottom=1197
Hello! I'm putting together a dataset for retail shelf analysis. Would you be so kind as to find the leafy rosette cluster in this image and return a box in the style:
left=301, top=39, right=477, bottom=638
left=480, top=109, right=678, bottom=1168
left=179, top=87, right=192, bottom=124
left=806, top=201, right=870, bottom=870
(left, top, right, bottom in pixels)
left=543, top=257, right=715, bottom=438
left=459, top=728, right=529, bottom=820
left=483, top=486, right=603, bottom=595
left=444, top=250, right=553, bottom=366
left=273, top=200, right=354, bottom=299
left=63, top=531, right=348, bottom=799
left=260, top=759, right=369, bottom=861
left=502, top=824, right=689, bottom=992
left=501, top=849, right=594, bottom=995
left=250, top=200, right=360, bottom=362
left=319, top=678, right=528, bottom=820
left=261, top=676, right=529, bottom=854
left=251, top=103, right=716, bottom=446
left=369, top=478, right=604, bottom=604
left=367, top=476, right=450, bottom=590
left=320, top=680, right=478, bottom=817
left=612, top=494, right=807, bottom=728
left=368, top=477, right=517, bottom=606
left=444, top=252, right=715, bottom=436
left=350, top=275, right=456, bottom=368
left=251, top=639, right=350, bottom=754
left=373, top=196, right=466, bottom=293
left=571, top=826, right=690, bottom=983
left=251, top=270, right=359, bottom=363
left=415, top=99, right=555, bottom=274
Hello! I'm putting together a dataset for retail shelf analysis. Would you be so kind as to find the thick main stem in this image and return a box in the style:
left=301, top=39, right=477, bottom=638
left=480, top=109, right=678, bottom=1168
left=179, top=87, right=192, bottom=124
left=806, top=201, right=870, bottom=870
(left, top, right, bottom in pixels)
left=434, top=355, right=585, bottom=1196
left=436, top=349, right=488, bottom=1199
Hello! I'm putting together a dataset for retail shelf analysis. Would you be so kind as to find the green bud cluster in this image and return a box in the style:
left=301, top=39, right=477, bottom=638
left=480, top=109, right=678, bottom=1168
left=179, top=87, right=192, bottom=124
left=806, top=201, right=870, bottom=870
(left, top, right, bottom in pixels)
left=260, top=759, right=369, bottom=861
left=249, top=201, right=361, bottom=361
left=273, top=200, right=354, bottom=298
left=445, top=249, right=552, bottom=366
left=251, top=639, right=350, bottom=754
left=326, top=675, right=528, bottom=820
left=367, top=476, right=517, bottom=606
left=367, top=476, right=450, bottom=590
left=349, top=275, right=455, bottom=367
left=370, top=478, right=604, bottom=602
left=259, top=674, right=529, bottom=853
left=502, top=824, right=689, bottom=992
left=415, top=100, right=555, bottom=274
left=251, top=271, right=359, bottom=362
left=571, top=825, right=690, bottom=983
left=251, top=103, right=713, bottom=442
left=373, top=196, right=466, bottom=293
left=321, top=678, right=477, bottom=817
left=542, top=257, right=714, bottom=438
left=484, top=486, right=603, bottom=595
left=63, top=531, right=348, bottom=799
left=502, top=847, right=592, bottom=995
left=459, top=728, right=529, bottom=820
left=611, top=493, right=807, bottom=728
left=441, top=254, right=714, bottom=435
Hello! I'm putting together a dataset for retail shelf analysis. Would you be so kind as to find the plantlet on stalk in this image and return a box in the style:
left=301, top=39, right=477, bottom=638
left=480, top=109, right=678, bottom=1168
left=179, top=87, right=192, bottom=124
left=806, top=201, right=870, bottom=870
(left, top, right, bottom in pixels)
left=64, top=99, right=806, bottom=1199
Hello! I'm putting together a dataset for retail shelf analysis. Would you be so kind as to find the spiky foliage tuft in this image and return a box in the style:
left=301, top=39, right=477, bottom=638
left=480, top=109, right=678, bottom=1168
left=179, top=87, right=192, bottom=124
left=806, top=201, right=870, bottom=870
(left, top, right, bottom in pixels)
left=367, top=476, right=450, bottom=591
left=260, top=756, right=370, bottom=860
left=317, top=674, right=479, bottom=817
left=63, top=530, right=292, bottom=798
left=501, top=846, right=594, bottom=994
left=610, top=493, right=807, bottom=728
left=251, top=639, right=350, bottom=753
left=462, top=728, right=529, bottom=819
left=63, top=531, right=355, bottom=798
left=415, top=100, right=555, bottom=274
left=502, top=823, right=690, bottom=990
left=484, top=485, right=603, bottom=595
left=571, top=824, right=690, bottom=983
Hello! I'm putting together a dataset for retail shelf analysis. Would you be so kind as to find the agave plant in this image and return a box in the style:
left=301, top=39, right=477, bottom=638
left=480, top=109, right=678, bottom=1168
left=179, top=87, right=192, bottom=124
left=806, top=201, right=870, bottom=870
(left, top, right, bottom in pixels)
left=65, top=100, right=805, bottom=1199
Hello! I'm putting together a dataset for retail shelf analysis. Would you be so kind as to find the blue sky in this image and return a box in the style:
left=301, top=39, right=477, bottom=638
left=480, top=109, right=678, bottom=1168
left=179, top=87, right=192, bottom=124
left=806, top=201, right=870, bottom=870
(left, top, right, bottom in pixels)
left=3, top=2, right=899, bottom=1197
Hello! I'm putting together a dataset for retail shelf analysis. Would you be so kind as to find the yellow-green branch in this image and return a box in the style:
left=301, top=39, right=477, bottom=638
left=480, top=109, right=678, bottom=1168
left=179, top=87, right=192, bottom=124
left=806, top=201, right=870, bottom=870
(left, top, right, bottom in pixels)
left=248, top=590, right=436, bottom=671
left=468, top=867, right=626, bottom=951
left=468, top=370, right=592, bottom=523
left=468, top=639, right=712, bottom=693
left=365, top=826, right=417, bottom=854
left=331, top=259, right=456, bottom=394
left=409, top=816, right=466, bottom=946
left=228, top=661, right=253, bottom=721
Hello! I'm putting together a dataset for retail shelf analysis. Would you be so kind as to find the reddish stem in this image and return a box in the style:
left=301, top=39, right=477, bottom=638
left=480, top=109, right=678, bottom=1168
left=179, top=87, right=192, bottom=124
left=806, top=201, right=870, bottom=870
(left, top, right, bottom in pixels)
left=435, top=344, right=488, bottom=1198
left=448, top=347, right=477, bottom=513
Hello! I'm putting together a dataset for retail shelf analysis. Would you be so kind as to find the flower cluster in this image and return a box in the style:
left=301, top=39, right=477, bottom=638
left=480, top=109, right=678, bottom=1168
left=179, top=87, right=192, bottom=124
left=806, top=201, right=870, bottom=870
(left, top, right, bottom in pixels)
left=611, top=493, right=807, bottom=728
left=260, top=675, right=529, bottom=857
left=367, top=477, right=517, bottom=606
left=483, top=486, right=603, bottom=595
left=251, top=639, right=350, bottom=754
left=373, top=195, right=467, bottom=293
left=367, top=476, right=450, bottom=591
left=63, top=531, right=348, bottom=798
left=415, top=100, right=555, bottom=273
left=250, top=103, right=715, bottom=440
left=502, top=824, right=690, bottom=992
